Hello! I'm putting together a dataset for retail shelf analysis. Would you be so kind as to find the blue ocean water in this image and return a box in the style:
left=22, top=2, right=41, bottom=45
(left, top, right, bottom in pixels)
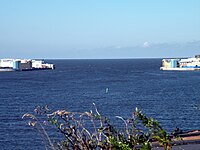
left=0, top=59, right=200, bottom=150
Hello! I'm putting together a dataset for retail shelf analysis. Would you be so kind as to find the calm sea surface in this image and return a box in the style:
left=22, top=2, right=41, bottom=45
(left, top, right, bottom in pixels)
left=1, top=59, right=200, bottom=149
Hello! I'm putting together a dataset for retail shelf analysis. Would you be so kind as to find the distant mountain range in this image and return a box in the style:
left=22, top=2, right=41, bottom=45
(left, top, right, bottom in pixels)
left=0, top=41, right=199, bottom=59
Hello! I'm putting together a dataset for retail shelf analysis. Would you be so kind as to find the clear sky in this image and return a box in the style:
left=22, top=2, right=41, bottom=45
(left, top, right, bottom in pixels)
left=0, top=0, right=200, bottom=59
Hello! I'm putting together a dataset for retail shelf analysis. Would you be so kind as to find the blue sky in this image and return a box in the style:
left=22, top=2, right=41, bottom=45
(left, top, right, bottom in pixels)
left=0, top=0, right=200, bottom=59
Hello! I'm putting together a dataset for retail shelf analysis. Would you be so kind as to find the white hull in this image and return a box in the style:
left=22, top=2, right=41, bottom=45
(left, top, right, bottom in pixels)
left=0, top=68, right=14, bottom=72
left=160, top=67, right=200, bottom=71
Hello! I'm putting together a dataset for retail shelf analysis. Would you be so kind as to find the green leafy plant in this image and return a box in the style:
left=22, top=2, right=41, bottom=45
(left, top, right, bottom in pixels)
left=23, top=104, right=172, bottom=150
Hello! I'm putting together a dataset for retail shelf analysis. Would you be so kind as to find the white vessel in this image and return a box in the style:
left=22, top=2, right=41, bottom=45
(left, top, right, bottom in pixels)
left=0, top=58, right=55, bottom=71
left=160, top=55, right=200, bottom=71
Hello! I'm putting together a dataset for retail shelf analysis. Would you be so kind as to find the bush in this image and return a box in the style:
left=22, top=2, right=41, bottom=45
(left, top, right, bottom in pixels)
left=23, top=104, right=171, bottom=150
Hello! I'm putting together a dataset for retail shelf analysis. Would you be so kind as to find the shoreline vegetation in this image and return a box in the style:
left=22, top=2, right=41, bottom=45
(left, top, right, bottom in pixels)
left=23, top=104, right=199, bottom=150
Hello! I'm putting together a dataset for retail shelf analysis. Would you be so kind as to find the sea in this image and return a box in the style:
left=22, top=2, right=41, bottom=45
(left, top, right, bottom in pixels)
left=0, top=59, right=200, bottom=150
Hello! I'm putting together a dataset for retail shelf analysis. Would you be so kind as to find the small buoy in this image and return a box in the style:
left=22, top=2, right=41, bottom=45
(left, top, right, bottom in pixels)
left=105, top=88, right=109, bottom=93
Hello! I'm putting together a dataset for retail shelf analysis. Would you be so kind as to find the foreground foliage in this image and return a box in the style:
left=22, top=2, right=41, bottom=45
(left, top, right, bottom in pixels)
left=23, top=104, right=171, bottom=150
